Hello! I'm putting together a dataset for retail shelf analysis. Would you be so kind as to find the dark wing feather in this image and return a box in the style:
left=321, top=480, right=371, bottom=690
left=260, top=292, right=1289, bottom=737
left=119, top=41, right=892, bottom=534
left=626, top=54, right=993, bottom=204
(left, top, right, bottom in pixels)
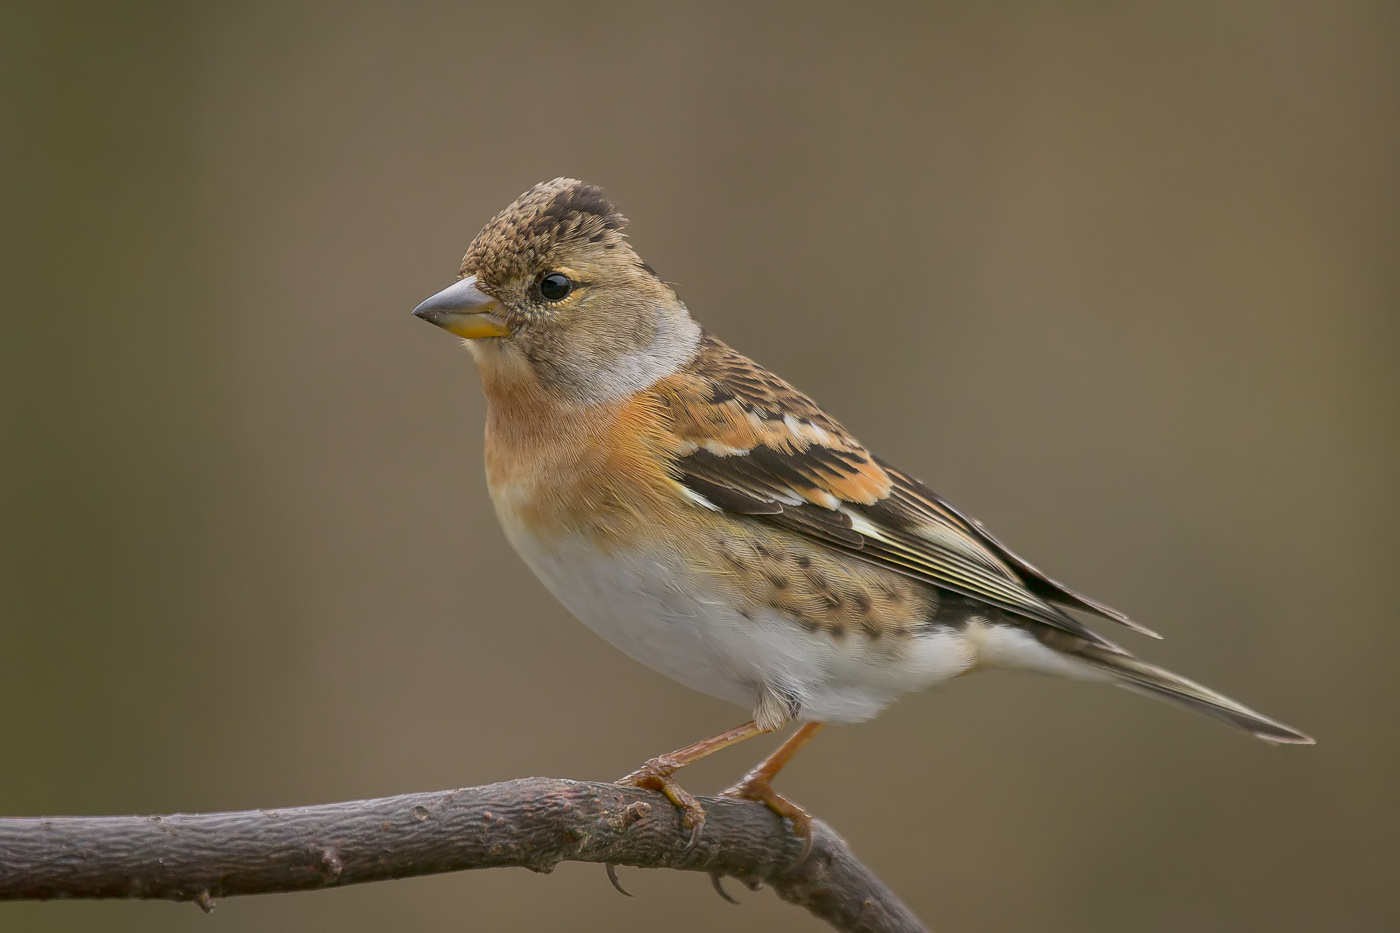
left=657, top=332, right=1149, bottom=649
left=875, top=461, right=1159, bottom=638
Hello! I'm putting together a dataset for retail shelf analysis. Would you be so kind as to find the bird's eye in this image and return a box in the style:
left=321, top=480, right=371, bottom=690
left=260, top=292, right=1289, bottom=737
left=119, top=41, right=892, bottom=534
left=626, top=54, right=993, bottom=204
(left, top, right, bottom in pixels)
left=539, top=272, right=573, bottom=302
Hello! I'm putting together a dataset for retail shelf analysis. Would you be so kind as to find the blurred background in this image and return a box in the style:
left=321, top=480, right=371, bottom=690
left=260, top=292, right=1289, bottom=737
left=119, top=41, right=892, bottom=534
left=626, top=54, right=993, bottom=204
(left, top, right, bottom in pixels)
left=3, top=2, right=1396, bottom=931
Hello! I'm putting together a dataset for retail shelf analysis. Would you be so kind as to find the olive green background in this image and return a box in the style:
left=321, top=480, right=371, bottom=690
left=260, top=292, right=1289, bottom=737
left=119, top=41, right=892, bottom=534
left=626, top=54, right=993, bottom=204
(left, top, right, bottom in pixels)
left=3, top=2, right=1396, bottom=931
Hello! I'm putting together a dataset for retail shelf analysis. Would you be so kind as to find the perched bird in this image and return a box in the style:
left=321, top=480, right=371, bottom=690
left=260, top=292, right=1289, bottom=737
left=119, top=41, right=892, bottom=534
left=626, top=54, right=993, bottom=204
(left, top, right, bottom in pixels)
left=412, top=178, right=1312, bottom=845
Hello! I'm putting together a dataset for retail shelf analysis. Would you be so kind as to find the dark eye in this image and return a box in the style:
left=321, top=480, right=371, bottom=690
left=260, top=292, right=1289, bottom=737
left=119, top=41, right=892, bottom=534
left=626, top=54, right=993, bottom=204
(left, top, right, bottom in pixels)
left=538, top=272, right=573, bottom=302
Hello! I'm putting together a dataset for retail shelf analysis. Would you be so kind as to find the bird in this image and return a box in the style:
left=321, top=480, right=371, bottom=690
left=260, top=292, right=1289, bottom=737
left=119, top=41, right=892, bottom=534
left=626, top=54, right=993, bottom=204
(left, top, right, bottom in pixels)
left=411, top=177, right=1313, bottom=849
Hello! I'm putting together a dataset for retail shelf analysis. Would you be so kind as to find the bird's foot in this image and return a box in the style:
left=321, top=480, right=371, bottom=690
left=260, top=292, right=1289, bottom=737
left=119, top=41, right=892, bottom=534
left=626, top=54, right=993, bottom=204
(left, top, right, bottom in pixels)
left=603, top=720, right=773, bottom=894
left=616, top=758, right=708, bottom=852
left=719, top=774, right=814, bottom=867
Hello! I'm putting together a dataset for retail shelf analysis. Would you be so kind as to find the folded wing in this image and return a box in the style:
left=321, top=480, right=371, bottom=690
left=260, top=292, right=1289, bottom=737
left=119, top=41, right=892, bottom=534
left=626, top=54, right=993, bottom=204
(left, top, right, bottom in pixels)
left=653, top=332, right=1154, bottom=653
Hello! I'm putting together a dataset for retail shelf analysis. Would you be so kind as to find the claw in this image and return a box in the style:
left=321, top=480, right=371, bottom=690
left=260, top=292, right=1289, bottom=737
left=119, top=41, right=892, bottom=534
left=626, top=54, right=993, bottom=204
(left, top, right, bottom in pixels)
left=683, top=812, right=705, bottom=854
left=792, top=823, right=815, bottom=869
left=719, top=776, right=814, bottom=869
left=710, top=872, right=740, bottom=904
left=617, top=759, right=709, bottom=852
left=604, top=862, right=633, bottom=897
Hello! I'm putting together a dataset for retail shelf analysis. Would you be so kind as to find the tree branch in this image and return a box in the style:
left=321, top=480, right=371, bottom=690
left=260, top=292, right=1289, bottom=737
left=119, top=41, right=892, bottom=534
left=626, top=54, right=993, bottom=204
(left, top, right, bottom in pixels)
left=0, top=777, right=925, bottom=932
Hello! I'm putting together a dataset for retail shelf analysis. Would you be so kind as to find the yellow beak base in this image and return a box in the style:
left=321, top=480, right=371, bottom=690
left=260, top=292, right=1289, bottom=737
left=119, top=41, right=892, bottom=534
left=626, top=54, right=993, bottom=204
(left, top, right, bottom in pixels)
left=412, top=275, right=510, bottom=339
left=418, top=309, right=509, bottom=339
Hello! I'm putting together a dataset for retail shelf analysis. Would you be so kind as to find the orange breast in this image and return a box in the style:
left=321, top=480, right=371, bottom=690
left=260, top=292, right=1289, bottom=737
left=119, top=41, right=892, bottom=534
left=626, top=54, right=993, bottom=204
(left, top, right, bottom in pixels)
left=481, top=373, right=691, bottom=550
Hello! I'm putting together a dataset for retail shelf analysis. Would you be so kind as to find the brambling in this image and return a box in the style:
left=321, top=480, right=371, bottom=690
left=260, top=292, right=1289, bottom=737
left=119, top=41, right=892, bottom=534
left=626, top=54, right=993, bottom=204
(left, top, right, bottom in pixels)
left=413, top=178, right=1312, bottom=846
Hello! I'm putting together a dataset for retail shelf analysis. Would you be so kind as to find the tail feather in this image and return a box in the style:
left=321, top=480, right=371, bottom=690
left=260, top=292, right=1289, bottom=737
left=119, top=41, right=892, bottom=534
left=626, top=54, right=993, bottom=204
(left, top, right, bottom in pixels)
left=1072, top=645, right=1315, bottom=745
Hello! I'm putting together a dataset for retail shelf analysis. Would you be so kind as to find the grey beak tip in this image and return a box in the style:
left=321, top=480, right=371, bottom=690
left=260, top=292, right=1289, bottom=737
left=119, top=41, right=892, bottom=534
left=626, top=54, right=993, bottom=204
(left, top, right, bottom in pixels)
left=411, top=274, right=493, bottom=321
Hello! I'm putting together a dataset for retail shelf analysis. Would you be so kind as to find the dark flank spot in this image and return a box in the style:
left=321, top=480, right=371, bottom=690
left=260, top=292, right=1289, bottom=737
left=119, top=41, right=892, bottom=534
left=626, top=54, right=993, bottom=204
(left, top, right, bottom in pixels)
left=738, top=608, right=753, bottom=622
left=588, top=231, right=606, bottom=243
left=932, top=592, right=981, bottom=629
left=636, top=260, right=660, bottom=278
left=754, top=542, right=773, bottom=558
left=795, top=555, right=812, bottom=568
left=861, top=619, right=882, bottom=639
left=795, top=615, right=820, bottom=633
left=853, top=593, right=872, bottom=613
left=604, top=242, right=616, bottom=248
left=826, top=623, right=848, bottom=640
left=708, top=383, right=737, bottom=405
left=766, top=573, right=790, bottom=590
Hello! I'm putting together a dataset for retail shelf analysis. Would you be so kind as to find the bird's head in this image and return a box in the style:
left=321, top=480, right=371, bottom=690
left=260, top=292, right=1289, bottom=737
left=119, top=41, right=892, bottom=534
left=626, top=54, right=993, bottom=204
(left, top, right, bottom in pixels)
left=414, top=178, right=700, bottom=405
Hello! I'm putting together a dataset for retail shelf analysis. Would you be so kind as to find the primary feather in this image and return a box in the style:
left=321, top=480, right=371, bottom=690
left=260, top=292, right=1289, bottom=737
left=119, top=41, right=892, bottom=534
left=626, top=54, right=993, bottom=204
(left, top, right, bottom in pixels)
left=653, top=331, right=1313, bottom=744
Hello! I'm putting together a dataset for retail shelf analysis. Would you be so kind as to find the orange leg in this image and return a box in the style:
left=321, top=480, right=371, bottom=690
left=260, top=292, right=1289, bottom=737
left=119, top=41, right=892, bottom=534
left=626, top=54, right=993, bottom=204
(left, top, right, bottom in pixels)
left=720, top=722, right=825, bottom=858
left=615, top=719, right=771, bottom=848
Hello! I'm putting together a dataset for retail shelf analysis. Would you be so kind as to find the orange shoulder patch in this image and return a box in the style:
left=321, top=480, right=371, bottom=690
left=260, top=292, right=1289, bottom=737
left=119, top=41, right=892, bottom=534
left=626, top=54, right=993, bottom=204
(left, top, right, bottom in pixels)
left=651, top=332, right=892, bottom=508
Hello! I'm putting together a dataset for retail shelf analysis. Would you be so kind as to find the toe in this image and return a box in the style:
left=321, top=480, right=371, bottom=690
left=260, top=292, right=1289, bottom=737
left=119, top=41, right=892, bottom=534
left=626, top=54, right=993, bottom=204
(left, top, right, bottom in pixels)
left=616, top=764, right=708, bottom=851
left=720, top=779, right=814, bottom=866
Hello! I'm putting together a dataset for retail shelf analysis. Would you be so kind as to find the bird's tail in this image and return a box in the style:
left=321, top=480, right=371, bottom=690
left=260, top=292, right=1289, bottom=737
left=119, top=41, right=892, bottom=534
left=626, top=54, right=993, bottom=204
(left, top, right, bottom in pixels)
left=1070, top=644, right=1314, bottom=745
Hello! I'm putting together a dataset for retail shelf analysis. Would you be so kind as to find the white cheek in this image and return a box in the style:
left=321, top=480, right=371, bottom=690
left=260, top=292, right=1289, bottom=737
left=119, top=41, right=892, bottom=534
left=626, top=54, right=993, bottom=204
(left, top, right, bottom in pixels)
left=583, top=310, right=701, bottom=403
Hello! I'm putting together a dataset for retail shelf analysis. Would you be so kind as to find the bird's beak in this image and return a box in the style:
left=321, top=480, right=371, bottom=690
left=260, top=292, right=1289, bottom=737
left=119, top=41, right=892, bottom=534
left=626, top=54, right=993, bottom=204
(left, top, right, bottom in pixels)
left=412, top=275, right=510, bottom=339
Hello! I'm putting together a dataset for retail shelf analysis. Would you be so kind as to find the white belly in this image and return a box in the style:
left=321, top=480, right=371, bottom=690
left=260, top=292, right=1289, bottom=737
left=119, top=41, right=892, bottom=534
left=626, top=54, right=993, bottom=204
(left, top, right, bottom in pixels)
left=498, top=523, right=983, bottom=724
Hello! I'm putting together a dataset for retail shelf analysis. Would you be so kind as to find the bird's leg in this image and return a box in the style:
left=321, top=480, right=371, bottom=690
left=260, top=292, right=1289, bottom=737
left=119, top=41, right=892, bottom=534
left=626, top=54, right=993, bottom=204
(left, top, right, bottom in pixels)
left=720, top=722, right=825, bottom=862
left=615, top=719, right=770, bottom=849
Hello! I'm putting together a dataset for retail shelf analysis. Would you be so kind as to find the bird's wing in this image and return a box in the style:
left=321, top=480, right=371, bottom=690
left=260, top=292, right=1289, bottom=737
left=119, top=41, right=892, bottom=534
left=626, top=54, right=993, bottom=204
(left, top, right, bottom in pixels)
left=652, top=332, right=1154, bottom=651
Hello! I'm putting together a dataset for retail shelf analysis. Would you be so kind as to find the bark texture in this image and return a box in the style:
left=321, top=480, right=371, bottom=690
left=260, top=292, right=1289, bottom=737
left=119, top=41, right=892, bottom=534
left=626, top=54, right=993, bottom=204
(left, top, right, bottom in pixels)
left=0, top=778, right=925, bottom=932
